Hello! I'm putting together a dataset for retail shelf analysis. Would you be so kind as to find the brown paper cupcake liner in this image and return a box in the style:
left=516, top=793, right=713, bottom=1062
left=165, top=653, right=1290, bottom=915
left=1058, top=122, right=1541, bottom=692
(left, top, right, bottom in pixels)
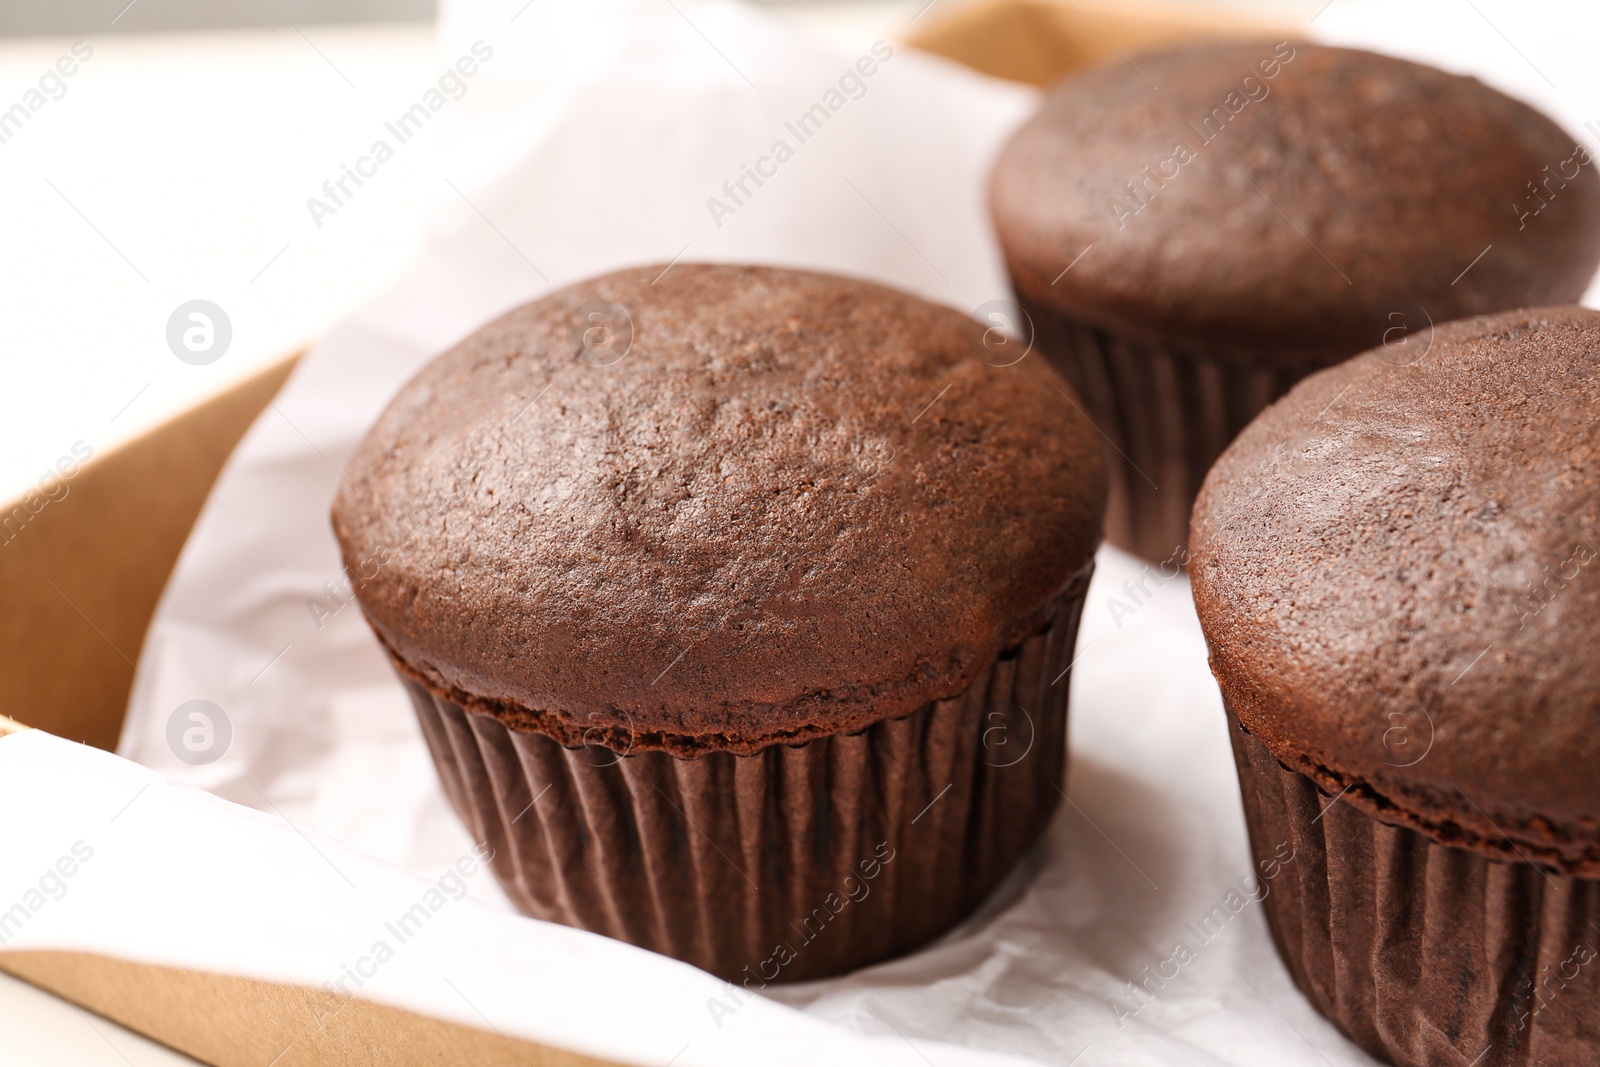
left=1024, top=301, right=1323, bottom=563
left=398, top=565, right=1092, bottom=984
left=1228, top=707, right=1600, bottom=1067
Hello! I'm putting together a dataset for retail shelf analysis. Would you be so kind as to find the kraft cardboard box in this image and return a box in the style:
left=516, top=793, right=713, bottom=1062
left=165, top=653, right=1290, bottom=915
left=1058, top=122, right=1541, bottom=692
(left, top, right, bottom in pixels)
left=0, top=2, right=1290, bottom=1063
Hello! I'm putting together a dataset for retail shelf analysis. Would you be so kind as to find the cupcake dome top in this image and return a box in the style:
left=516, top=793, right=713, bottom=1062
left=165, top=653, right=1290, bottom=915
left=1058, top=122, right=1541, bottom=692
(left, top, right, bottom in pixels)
left=1191, top=306, right=1600, bottom=873
left=990, top=43, right=1600, bottom=361
left=333, top=264, right=1105, bottom=753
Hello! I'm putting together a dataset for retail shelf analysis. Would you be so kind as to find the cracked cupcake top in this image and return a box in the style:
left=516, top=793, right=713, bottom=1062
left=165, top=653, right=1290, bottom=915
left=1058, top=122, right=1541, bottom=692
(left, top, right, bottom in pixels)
left=333, top=264, right=1105, bottom=754
left=1192, top=306, right=1600, bottom=873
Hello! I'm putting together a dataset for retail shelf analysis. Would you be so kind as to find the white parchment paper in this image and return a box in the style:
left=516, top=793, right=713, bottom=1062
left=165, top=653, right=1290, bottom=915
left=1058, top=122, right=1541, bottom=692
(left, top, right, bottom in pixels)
left=82, top=0, right=1600, bottom=1063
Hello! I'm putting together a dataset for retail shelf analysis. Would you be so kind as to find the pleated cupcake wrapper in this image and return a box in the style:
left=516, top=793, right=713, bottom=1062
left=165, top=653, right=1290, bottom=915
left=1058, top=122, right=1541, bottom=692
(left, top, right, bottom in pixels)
left=399, top=565, right=1091, bottom=984
left=1228, top=707, right=1600, bottom=1067
left=1023, top=300, right=1322, bottom=563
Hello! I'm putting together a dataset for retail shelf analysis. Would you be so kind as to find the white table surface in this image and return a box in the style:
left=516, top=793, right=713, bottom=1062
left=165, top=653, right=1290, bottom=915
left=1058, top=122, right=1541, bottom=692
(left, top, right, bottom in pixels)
left=0, top=23, right=442, bottom=504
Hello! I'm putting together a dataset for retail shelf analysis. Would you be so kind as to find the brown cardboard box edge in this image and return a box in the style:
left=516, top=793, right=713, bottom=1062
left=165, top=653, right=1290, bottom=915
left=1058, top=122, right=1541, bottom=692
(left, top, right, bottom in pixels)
left=0, top=353, right=300, bottom=751
left=0, top=952, right=624, bottom=1067
left=0, top=2, right=1293, bottom=1063
left=909, top=0, right=1291, bottom=87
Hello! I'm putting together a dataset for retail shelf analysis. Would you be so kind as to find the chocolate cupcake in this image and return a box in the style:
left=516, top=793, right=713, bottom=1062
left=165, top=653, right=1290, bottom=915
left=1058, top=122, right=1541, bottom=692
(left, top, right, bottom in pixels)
left=991, top=42, right=1600, bottom=563
left=332, top=264, right=1106, bottom=982
left=1191, top=307, right=1600, bottom=1066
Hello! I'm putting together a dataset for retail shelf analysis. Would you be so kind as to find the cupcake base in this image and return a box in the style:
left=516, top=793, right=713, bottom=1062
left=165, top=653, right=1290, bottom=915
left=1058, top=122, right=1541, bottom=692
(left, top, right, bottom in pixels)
left=1228, top=708, right=1600, bottom=1067
left=398, top=566, right=1092, bottom=984
left=1025, top=302, right=1322, bottom=563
